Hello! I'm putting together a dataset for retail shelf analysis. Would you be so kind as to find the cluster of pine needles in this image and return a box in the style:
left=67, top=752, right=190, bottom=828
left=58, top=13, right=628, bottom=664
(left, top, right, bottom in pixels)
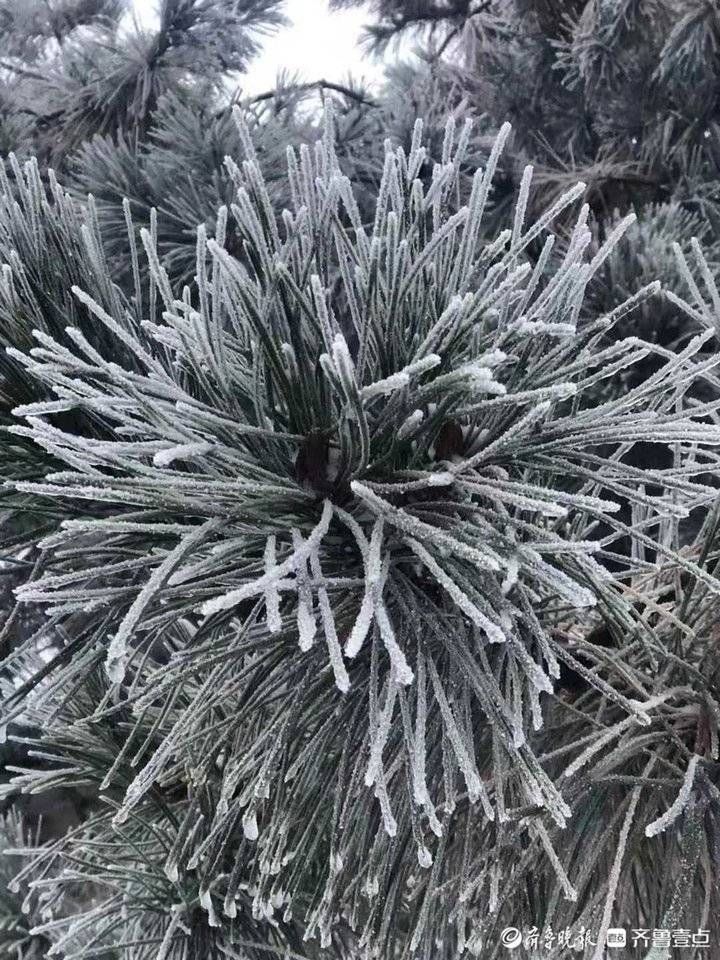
left=1, top=109, right=720, bottom=959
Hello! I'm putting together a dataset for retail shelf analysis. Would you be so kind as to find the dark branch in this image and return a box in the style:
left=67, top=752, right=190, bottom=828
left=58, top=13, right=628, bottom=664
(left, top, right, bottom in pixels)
left=0, top=59, right=47, bottom=82
left=244, top=79, right=379, bottom=109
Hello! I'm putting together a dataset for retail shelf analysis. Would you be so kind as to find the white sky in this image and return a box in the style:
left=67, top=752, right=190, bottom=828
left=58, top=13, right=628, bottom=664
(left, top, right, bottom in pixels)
left=133, top=0, right=388, bottom=96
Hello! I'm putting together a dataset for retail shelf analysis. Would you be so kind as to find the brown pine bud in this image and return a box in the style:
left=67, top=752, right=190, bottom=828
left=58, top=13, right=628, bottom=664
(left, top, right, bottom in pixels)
left=295, top=430, right=330, bottom=490
left=434, top=420, right=464, bottom=461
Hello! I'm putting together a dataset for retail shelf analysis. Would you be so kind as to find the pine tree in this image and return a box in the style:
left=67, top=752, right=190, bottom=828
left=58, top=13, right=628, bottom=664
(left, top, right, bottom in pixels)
left=68, top=63, right=497, bottom=298
left=346, top=0, right=720, bottom=345
left=2, top=107, right=720, bottom=957
left=330, top=0, right=482, bottom=50
left=0, top=0, right=287, bottom=165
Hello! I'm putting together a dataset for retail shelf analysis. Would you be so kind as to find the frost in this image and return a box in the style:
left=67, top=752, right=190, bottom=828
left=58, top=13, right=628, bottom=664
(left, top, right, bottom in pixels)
left=406, top=538, right=506, bottom=643
left=427, top=657, right=488, bottom=812
left=374, top=775, right=398, bottom=837
left=562, top=691, right=676, bottom=779
left=152, top=441, right=212, bottom=467
left=345, top=591, right=373, bottom=659
left=361, top=370, right=410, bottom=398
left=201, top=500, right=332, bottom=615
left=427, top=471, right=455, bottom=487
left=199, top=889, right=220, bottom=927
left=361, top=354, right=440, bottom=399
left=417, top=846, right=433, bottom=868
left=309, top=547, right=350, bottom=693
left=533, top=822, right=577, bottom=902
left=501, top=556, right=519, bottom=594
left=365, top=679, right=398, bottom=788
left=4, top=103, right=720, bottom=960
left=591, top=784, right=643, bottom=960
left=375, top=595, right=414, bottom=686
left=517, top=320, right=576, bottom=337
left=331, top=331, right=357, bottom=396
left=645, top=755, right=700, bottom=838
left=243, top=809, right=259, bottom=841
left=412, top=650, right=430, bottom=807
left=367, top=517, right=384, bottom=587
left=364, top=875, right=379, bottom=899
left=105, top=517, right=218, bottom=683
left=352, top=480, right=500, bottom=571
left=263, top=535, right=282, bottom=633
left=398, top=408, right=424, bottom=439
left=156, top=907, right=187, bottom=960
left=344, top=516, right=382, bottom=658
left=292, top=529, right=316, bottom=651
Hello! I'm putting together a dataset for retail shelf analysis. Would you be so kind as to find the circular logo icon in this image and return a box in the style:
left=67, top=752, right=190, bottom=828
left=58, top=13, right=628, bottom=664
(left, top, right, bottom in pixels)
left=501, top=927, right=523, bottom=949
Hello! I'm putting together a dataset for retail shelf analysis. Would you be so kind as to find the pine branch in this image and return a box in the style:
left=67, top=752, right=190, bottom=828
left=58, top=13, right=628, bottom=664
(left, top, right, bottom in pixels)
left=244, top=79, right=380, bottom=109
left=2, top=107, right=720, bottom=956
left=0, top=59, right=47, bottom=81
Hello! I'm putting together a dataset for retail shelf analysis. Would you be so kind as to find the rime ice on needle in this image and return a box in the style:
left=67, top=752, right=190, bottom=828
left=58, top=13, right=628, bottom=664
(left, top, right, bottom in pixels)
left=4, top=103, right=720, bottom=959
